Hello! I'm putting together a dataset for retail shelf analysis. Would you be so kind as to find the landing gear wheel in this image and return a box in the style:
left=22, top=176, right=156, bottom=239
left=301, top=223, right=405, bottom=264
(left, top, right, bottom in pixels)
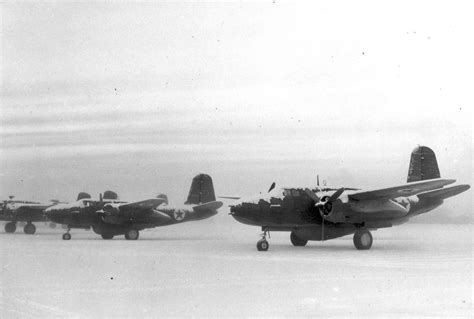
left=24, top=223, right=36, bottom=235
left=62, top=233, right=71, bottom=240
left=257, top=239, right=269, bottom=251
left=353, top=229, right=373, bottom=250
left=101, top=234, right=114, bottom=240
left=5, top=222, right=16, bottom=233
left=124, top=229, right=139, bottom=240
left=290, top=231, right=308, bottom=246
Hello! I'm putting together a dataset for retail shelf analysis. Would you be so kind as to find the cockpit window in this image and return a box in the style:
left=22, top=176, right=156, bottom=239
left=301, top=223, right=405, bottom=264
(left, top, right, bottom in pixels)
left=83, top=200, right=93, bottom=207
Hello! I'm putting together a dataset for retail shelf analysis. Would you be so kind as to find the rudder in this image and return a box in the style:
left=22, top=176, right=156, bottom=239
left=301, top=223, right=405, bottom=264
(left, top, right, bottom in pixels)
left=185, top=174, right=216, bottom=204
left=407, top=146, right=440, bottom=182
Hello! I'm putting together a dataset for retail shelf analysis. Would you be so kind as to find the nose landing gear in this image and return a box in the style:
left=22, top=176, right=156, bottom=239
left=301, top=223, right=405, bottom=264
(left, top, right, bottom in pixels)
left=62, top=227, right=72, bottom=240
left=256, top=228, right=270, bottom=251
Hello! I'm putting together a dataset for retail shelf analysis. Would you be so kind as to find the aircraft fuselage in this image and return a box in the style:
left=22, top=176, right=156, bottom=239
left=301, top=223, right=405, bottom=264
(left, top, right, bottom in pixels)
left=230, top=187, right=443, bottom=239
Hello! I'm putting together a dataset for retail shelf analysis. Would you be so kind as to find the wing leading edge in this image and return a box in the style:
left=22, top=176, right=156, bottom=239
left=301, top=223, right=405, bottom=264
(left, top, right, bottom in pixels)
left=118, top=198, right=167, bottom=211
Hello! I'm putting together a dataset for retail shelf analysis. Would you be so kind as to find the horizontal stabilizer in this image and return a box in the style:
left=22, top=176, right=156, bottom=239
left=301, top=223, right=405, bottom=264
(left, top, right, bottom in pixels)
left=193, top=201, right=223, bottom=212
left=417, top=184, right=470, bottom=200
left=119, top=198, right=167, bottom=210
left=218, top=196, right=241, bottom=200
left=349, top=178, right=456, bottom=201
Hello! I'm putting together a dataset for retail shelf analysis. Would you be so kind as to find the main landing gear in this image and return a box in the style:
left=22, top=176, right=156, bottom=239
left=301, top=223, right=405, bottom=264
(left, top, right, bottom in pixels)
left=256, top=228, right=269, bottom=251
left=101, top=234, right=114, bottom=240
left=4, top=222, right=16, bottom=233
left=353, top=229, right=373, bottom=250
left=62, top=227, right=72, bottom=240
left=124, top=229, right=139, bottom=240
left=24, top=223, right=36, bottom=235
left=290, top=231, right=308, bottom=247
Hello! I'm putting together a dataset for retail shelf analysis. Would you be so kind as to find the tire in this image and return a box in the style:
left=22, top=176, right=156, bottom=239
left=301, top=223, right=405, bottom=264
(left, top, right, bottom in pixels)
left=62, top=233, right=71, bottom=240
left=101, top=234, right=114, bottom=240
left=5, top=222, right=16, bottom=233
left=124, top=229, right=139, bottom=240
left=257, top=239, right=269, bottom=251
left=24, top=223, right=36, bottom=235
left=290, top=231, right=308, bottom=246
left=353, top=229, right=373, bottom=250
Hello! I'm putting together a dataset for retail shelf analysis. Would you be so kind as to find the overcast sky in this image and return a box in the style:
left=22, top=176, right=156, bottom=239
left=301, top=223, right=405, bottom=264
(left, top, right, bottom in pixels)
left=1, top=1, right=472, bottom=216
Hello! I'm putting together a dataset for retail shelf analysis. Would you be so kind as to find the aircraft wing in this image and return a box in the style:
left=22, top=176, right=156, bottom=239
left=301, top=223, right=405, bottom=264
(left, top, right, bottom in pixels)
left=100, top=198, right=168, bottom=224
left=348, top=178, right=456, bottom=201
left=416, top=184, right=470, bottom=200
left=193, top=201, right=223, bottom=211
left=16, top=204, right=52, bottom=211
left=119, top=198, right=167, bottom=211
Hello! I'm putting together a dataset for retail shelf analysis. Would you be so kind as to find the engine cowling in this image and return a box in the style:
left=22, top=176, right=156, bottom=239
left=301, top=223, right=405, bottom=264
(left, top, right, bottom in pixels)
left=317, top=196, right=333, bottom=216
left=98, top=203, right=123, bottom=224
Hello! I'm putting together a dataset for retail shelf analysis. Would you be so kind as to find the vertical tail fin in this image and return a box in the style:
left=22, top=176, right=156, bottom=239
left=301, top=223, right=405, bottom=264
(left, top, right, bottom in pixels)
left=103, top=190, right=118, bottom=200
left=407, top=146, right=441, bottom=182
left=185, top=174, right=216, bottom=205
left=156, top=194, right=168, bottom=205
left=77, top=192, right=91, bottom=201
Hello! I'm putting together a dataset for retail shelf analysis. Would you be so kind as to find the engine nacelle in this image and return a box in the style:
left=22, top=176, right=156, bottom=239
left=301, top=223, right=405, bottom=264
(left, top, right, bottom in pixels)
left=100, top=203, right=123, bottom=224
left=102, top=203, right=120, bottom=215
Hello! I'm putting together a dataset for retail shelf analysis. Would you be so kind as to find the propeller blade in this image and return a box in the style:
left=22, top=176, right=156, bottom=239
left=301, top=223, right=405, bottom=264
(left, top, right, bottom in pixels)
left=304, top=188, right=320, bottom=202
left=328, top=187, right=345, bottom=202
left=268, top=182, right=276, bottom=193
left=321, top=216, right=325, bottom=242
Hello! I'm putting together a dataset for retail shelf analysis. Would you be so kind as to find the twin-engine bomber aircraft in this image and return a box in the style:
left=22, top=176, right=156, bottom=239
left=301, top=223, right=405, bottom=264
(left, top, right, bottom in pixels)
left=229, top=146, right=470, bottom=251
left=1, top=197, right=57, bottom=234
left=45, top=174, right=222, bottom=240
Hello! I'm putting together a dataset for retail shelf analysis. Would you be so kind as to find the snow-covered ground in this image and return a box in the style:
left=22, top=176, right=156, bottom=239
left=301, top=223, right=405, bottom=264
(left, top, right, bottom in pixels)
left=0, top=212, right=472, bottom=318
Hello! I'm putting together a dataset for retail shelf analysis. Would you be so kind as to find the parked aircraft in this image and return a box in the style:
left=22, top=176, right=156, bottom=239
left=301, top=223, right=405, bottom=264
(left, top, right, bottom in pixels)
left=45, top=174, right=222, bottom=240
left=0, top=196, right=58, bottom=234
left=229, top=146, right=470, bottom=251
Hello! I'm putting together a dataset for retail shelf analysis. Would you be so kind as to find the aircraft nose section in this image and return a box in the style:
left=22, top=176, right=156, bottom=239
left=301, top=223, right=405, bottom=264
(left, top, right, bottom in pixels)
left=229, top=203, right=242, bottom=216
left=44, top=205, right=63, bottom=222
left=44, top=206, right=54, bottom=218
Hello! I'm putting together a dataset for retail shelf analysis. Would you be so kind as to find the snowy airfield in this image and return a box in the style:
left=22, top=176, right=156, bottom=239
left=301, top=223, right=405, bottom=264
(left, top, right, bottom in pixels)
left=1, top=210, right=472, bottom=318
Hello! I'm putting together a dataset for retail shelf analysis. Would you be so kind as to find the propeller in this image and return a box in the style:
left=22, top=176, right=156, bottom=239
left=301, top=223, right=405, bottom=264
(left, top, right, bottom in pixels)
left=304, top=187, right=345, bottom=241
left=96, top=203, right=120, bottom=223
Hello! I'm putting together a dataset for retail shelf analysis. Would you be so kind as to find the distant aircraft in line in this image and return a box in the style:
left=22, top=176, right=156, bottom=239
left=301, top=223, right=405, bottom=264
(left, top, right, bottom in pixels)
left=0, top=196, right=59, bottom=234
left=229, top=146, right=470, bottom=251
left=45, top=174, right=222, bottom=240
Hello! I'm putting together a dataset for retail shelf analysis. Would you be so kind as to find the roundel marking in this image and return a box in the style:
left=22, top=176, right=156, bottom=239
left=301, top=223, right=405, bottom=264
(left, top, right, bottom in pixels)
left=173, top=210, right=185, bottom=221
